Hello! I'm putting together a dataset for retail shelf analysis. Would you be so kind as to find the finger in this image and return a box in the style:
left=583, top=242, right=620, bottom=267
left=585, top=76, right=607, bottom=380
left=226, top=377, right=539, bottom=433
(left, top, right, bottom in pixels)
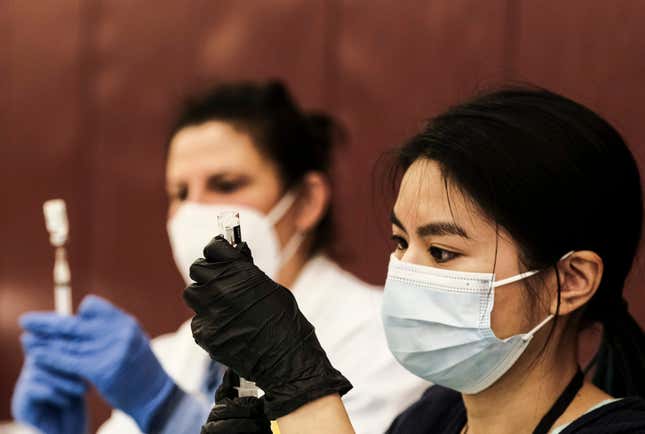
left=25, top=338, right=102, bottom=384
left=236, top=242, right=254, bottom=264
left=78, top=295, right=119, bottom=318
left=189, top=314, right=230, bottom=356
left=29, top=361, right=87, bottom=397
left=188, top=314, right=209, bottom=345
left=20, top=381, right=75, bottom=407
left=21, top=330, right=104, bottom=359
left=20, top=312, right=79, bottom=337
left=215, top=369, right=240, bottom=401
left=189, top=258, right=221, bottom=284
left=201, top=418, right=271, bottom=434
left=202, top=236, right=242, bottom=263
left=21, top=332, right=48, bottom=352
left=182, top=282, right=214, bottom=313
left=22, top=330, right=85, bottom=356
left=29, top=348, right=82, bottom=377
left=207, top=397, right=266, bottom=420
left=21, top=330, right=77, bottom=351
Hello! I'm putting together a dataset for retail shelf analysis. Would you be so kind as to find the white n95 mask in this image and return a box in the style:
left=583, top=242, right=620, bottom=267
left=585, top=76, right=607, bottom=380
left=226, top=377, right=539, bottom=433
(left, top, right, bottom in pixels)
left=382, top=251, right=573, bottom=394
left=167, top=192, right=304, bottom=284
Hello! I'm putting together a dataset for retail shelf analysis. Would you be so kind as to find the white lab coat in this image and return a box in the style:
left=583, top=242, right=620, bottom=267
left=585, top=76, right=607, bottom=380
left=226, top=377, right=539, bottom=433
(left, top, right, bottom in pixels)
left=98, top=255, right=427, bottom=434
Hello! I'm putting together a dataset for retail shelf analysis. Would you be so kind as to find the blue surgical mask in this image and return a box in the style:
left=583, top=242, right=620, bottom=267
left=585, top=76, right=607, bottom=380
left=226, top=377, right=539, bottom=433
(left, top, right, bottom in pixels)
left=381, top=251, right=573, bottom=394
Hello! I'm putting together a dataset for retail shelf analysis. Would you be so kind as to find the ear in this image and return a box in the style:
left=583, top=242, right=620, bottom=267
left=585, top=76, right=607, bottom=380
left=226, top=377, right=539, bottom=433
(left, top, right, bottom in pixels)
left=293, top=171, right=331, bottom=233
left=552, top=250, right=604, bottom=315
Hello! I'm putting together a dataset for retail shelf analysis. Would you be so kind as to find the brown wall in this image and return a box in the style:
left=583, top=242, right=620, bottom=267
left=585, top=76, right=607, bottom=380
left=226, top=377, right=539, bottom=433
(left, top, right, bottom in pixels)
left=2, top=0, right=645, bottom=429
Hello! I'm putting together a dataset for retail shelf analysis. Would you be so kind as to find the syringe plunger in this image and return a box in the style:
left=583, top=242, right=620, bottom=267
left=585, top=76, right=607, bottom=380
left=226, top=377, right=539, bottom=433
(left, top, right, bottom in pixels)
left=43, top=199, right=72, bottom=315
left=217, top=210, right=257, bottom=398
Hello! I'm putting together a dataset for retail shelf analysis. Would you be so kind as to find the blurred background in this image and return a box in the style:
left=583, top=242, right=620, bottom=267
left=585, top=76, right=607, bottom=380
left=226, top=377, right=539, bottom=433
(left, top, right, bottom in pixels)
left=2, top=0, right=645, bottom=430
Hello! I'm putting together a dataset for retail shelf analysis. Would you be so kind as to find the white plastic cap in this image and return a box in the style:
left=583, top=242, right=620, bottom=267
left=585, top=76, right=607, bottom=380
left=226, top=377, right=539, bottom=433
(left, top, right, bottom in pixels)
left=43, top=199, right=69, bottom=247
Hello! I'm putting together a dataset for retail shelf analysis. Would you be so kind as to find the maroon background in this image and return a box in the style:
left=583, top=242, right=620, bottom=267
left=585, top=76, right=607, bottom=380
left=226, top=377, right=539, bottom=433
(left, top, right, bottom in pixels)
left=2, top=1, right=645, bottom=429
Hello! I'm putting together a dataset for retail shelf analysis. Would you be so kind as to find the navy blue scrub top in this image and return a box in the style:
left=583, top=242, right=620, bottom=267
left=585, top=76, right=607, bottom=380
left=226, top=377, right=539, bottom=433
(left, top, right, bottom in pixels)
left=386, top=386, right=645, bottom=434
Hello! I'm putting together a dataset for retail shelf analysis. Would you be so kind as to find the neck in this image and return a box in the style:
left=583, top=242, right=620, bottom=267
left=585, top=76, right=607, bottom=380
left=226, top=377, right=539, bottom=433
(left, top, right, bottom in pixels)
left=462, top=333, right=578, bottom=434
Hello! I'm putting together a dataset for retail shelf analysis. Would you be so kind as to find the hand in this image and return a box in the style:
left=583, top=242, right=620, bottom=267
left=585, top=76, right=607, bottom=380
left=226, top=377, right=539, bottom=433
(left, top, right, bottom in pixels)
left=201, top=369, right=272, bottom=434
left=12, top=358, right=87, bottom=434
left=183, top=236, right=352, bottom=419
left=20, top=295, right=176, bottom=431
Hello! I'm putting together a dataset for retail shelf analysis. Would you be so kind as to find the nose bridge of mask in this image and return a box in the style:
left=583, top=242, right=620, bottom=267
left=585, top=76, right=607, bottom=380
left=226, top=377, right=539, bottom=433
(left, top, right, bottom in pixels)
left=388, top=254, right=495, bottom=289
left=386, top=254, right=496, bottom=330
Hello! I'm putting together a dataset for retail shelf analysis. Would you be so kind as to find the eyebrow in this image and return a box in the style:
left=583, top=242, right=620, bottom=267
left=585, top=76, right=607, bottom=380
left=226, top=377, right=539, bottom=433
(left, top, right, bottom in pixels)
left=390, top=211, right=469, bottom=239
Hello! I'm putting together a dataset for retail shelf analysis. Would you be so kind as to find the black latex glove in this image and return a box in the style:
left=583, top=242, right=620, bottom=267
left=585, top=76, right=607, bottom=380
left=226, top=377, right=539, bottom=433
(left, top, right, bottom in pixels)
left=201, top=369, right=271, bottom=434
left=183, top=236, right=352, bottom=419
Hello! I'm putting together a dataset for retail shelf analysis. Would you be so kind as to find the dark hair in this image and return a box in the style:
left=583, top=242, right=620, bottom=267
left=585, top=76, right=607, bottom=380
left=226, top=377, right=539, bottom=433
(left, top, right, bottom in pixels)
left=396, top=86, right=645, bottom=398
left=169, top=80, right=342, bottom=253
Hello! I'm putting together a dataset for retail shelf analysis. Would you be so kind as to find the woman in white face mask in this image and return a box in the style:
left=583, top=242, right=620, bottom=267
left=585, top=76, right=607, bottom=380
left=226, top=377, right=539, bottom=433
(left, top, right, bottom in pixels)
left=97, top=80, right=425, bottom=434
left=183, top=86, right=645, bottom=434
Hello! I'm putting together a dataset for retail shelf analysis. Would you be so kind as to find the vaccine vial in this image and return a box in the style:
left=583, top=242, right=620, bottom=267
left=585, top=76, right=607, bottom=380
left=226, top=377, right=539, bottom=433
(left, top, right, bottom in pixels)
left=217, top=211, right=242, bottom=246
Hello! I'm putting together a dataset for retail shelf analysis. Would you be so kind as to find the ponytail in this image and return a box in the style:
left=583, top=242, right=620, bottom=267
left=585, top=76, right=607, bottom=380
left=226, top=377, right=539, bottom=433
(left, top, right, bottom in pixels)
left=592, top=299, right=645, bottom=398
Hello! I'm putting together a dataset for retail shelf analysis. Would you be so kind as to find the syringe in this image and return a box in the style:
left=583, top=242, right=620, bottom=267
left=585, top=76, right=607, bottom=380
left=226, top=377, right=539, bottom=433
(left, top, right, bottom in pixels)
left=43, top=199, right=73, bottom=316
left=217, top=210, right=259, bottom=398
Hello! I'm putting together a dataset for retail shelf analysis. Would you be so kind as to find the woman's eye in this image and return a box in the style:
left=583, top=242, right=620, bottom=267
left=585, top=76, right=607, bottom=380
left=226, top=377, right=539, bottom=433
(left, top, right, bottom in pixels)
left=429, top=246, right=459, bottom=263
left=214, top=182, right=239, bottom=193
left=391, top=235, right=408, bottom=251
left=168, top=185, right=188, bottom=202
left=206, top=177, right=245, bottom=194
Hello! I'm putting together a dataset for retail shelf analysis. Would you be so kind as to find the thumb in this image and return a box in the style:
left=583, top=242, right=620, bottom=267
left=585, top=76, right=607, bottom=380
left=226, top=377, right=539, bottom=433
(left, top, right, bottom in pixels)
left=236, top=242, right=254, bottom=264
left=78, top=295, right=115, bottom=316
left=78, top=295, right=131, bottom=323
left=202, top=236, right=242, bottom=263
left=215, top=369, right=241, bottom=402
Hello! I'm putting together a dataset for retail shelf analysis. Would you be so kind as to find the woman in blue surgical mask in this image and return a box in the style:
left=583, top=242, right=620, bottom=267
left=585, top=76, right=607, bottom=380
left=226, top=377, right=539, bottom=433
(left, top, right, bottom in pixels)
left=184, top=86, right=645, bottom=434
left=12, top=81, right=425, bottom=434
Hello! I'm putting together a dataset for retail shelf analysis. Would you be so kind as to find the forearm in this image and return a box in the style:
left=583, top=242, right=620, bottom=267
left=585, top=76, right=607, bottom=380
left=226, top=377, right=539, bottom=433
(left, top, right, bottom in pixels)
left=276, top=394, right=355, bottom=434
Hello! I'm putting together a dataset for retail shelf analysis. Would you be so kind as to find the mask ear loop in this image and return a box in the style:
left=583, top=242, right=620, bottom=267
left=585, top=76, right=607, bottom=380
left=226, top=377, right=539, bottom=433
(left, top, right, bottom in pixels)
left=493, top=251, right=575, bottom=288
left=266, top=191, right=298, bottom=225
left=265, top=191, right=308, bottom=268
left=501, top=251, right=576, bottom=342
left=278, top=232, right=306, bottom=267
left=520, top=314, right=556, bottom=342
left=493, top=270, right=542, bottom=288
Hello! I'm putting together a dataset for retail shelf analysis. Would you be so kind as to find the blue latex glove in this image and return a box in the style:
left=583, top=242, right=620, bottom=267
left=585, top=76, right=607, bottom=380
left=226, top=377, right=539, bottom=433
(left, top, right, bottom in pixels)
left=12, top=357, right=87, bottom=434
left=20, top=295, right=176, bottom=432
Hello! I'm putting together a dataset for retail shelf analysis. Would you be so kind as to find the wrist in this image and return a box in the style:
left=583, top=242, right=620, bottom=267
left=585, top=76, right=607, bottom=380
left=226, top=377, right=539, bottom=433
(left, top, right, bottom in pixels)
left=104, top=343, right=176, bottom=431
left=276, top=394, right=355, bottom=434
left=261, top=365, right=352, bottom=420
left=129, top=375, right=176, bottom=431
left=147, top=385, right=211, bottom=434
